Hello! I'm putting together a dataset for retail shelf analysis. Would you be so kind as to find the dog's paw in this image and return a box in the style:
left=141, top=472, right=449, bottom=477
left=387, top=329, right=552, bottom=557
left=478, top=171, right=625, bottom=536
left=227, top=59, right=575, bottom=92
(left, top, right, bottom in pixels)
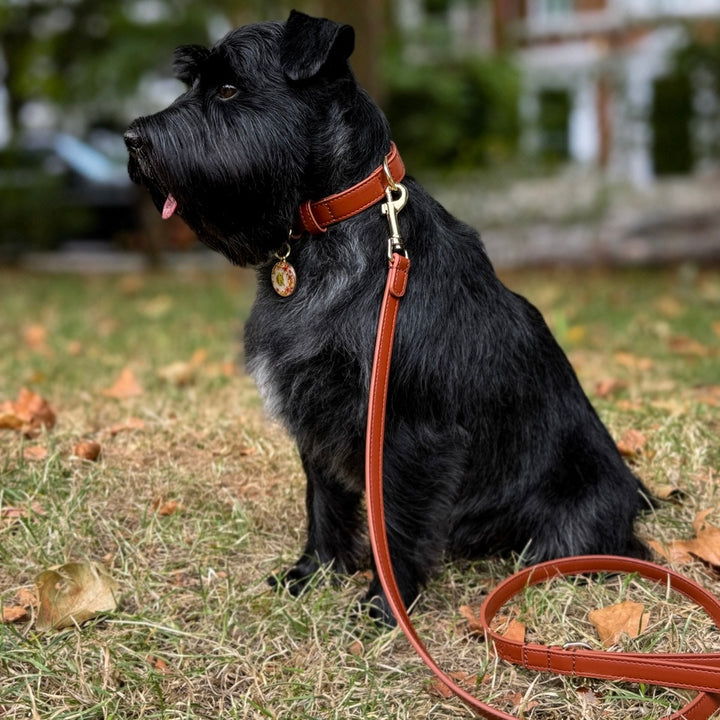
left=267, top=557, right=322, bottom=596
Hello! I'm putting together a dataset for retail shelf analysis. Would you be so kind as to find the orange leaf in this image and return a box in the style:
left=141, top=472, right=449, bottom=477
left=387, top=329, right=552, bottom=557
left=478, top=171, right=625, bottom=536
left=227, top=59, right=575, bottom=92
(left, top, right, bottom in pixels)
left=23, top=324, right=48, bottom=352
left=0, top=388, right=56, bottom=436
left=459, top=604, right=484, bottom=634
left=617, top=429, right=647, bottom=459
left=23, top=446, right=48, bottom=461
left=649, top=510, right=720, bottom=568
left=648, top=539, right=694, bottom=564
left=102, top=368, right=143, bottom=399
left=153, top=499, right=182, bottom=517
left=588, top=601, right=649, bottom=647
left=427, top=672, right=478, bottom=699
left=1, top=502, right=45, bottom=521
left=502, top=619, right=526, bottom=643
left=106, top=417, right=146, bottom=436
left=614, top=352, right=654, bottom=371
left=2, top=606, right=29, bottom=623
left=73, top=441, right=102, bottom=461
left=668, top=336, right=712, bottom=357
left=594, top=378, right=626, bottom=398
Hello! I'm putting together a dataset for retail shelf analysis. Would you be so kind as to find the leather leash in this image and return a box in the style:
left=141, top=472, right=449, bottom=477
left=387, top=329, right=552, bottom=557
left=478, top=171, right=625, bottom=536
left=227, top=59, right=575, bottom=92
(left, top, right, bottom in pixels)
left=363, top=193, right=720, bottom=719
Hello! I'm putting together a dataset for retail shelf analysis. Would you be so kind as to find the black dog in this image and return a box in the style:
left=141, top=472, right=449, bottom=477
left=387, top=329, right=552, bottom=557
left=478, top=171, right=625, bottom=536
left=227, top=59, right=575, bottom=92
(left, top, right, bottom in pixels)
left=125, top=10, right=650, bottom=623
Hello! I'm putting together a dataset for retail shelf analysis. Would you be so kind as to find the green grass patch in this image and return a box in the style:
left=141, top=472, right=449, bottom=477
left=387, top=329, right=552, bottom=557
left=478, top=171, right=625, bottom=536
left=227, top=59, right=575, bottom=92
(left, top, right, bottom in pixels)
left=1, top=265, right=719, bottom=719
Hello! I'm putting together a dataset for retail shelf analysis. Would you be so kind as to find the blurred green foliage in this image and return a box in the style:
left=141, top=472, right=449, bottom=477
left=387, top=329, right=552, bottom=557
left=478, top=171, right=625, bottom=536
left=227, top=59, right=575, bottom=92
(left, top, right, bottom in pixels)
left=384, top=54, right=520, bottom=171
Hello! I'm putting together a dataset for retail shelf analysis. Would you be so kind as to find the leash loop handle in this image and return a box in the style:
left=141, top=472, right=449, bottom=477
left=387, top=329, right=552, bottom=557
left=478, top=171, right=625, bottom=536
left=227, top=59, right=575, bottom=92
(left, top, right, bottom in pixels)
left=365, top=254, right=720, bottom=720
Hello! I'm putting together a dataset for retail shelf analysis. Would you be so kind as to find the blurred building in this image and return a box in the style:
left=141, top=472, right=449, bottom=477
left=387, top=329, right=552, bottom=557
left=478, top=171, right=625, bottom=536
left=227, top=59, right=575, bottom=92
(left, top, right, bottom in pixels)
left=397, top=0, right=720, bottom=184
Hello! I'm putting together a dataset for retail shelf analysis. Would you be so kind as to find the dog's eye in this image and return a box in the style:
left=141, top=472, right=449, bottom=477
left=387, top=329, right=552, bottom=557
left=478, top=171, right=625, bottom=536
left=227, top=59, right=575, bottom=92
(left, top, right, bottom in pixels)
left=218, top=84, right=238, bottom=100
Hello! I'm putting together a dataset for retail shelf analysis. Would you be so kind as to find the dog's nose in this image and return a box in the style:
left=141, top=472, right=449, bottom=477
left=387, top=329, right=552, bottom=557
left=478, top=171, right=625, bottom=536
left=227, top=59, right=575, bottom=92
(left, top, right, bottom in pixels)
left=124, top=128, right=144, bottom=152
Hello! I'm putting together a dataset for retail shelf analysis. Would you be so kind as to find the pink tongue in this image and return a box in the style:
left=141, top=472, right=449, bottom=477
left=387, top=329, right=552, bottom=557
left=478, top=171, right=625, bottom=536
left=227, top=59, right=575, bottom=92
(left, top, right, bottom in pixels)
left=162, top=194, right=177, bottom=220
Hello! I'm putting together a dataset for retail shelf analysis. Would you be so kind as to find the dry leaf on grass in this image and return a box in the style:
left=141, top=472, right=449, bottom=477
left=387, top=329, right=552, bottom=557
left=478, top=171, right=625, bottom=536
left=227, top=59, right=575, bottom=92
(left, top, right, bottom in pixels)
left=649, top=509, right=720, bottom=568
left=151, top=498, right=183, bottom=517
left=23, top=323, right=48, bottom=352
left=459, top=604, right=484, bottom=635
left=588, top=601, right=649, bottom=647
left=427, top=671, right=480, bottom=699
left=72, top=441, right=102, bottom=461
left=102, top=368, right=143, bottom=399
left=617, top=429, right=647, bottom=459
left=0, top=388, right=57, bottom=436
left=594, top=378, right=626, bottom=398
left=157, top=349, right=209, bottom=386
left=2, top=605, right=29, bottom=623
left=668, top=335, right=713, bottom=357
left=2, top=587, right=38, bottom=624
left=23, top=446, right=48, bottom=461
left=35, top=562, right=118, bottom=631
left=1, top=503, right=45, bottom=525
left=105, top=417, right=146, bottom=436
left=614, top=352, right=654, bottom=371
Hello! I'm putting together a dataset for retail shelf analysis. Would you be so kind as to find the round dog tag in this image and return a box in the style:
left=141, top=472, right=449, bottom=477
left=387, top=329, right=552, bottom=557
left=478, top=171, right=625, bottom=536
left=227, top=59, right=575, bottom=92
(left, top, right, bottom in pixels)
left=271, top=259, right=297, bottom=297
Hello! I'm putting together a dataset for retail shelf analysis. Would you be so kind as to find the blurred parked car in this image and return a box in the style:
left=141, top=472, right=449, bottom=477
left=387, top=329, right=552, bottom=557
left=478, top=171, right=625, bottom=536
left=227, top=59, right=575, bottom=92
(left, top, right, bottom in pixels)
left=0, top=130, right=140, bottom=260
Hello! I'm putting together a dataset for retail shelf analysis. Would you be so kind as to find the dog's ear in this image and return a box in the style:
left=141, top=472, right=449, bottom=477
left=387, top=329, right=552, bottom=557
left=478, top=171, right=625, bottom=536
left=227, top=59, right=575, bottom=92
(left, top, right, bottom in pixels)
left=173, top=44, right=211, bottom=85
left=281, top=10, right=354, bottom=82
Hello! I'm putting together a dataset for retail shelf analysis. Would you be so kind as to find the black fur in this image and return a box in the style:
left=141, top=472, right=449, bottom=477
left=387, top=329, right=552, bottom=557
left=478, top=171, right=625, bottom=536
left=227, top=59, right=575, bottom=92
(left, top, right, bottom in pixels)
left=126, top=10, right=651, bottom=624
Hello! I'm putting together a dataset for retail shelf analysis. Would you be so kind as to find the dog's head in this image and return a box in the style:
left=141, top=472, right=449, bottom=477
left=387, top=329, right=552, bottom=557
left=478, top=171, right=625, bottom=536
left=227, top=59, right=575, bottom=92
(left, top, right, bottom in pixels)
left=125, top=11, right=388, bottom=266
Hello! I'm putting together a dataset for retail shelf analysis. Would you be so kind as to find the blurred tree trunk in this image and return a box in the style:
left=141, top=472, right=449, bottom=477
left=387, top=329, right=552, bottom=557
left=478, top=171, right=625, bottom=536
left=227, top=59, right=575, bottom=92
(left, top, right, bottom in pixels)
left=319, top=0, right=388, bottom=104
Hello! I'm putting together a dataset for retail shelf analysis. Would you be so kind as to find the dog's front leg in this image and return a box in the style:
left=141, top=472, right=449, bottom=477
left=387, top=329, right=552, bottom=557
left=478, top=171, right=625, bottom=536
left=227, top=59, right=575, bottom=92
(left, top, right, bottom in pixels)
left=270, top=454, right=365, bottom=595
left=362, top=432, right=456, bottom=625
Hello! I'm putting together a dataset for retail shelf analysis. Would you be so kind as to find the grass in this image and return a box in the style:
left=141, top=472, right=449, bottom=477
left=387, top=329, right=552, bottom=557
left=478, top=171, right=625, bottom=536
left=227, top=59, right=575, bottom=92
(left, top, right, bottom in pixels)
left=1, top=264, right=719, bottom=719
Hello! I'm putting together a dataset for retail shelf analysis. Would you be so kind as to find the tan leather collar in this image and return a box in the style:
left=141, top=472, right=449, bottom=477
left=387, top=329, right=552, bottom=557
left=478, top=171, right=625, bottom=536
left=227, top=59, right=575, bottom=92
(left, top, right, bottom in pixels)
left=295, top=143, right=405, bottom=235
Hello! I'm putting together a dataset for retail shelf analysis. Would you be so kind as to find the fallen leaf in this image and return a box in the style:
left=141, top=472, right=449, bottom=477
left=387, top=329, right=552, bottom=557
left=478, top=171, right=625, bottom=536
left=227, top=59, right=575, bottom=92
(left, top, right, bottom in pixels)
left=588, top=601, right=649, bottom=647
left=577, top=686, right=602, bottom=705
left=617, top=429, right=647, bottom=459
left=151, top=496, right=182, bottom=516
left=23, top=446, right=48, bottom=461
left=16, top=587, right=38, bottom=608
left=348, top=640, right=364, bottom=656
left=594, top=378, right=626, bottom=398
left=2, top=606, right=29, bottom=623
left=23, top=324, right=48, bottom=352
left=459, top=604, right=484, bottom=635
left=501, top=618, right=526, bottom=643
left=648, top=539, right=694, bottom=564
left=668, top=336, right=712, bottom=357
left=0, top=388, right=57, bottom=436
left=427, top=672, right=479, bottom=699
left=695, top=386, right=720, bottom=407
left=35, top=562, right=118, bottom=631
left=1, top=502, right=45, bottom=521
left=614, top=352, right=654, bottom=371
left=102, top=368, right=143, bottom=399
left=106, top=417, right=146, bottom=435
left=157, top=361, right=196, bottom=386
left=66, top=340, right=83, bottom=356
left=146, top=655, right=169, bottom=673
left=648, top=510, right=720, bottom=568
left=73, top=441, right=102, bottom=461
left=502, top=692, right=539, bottom=712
